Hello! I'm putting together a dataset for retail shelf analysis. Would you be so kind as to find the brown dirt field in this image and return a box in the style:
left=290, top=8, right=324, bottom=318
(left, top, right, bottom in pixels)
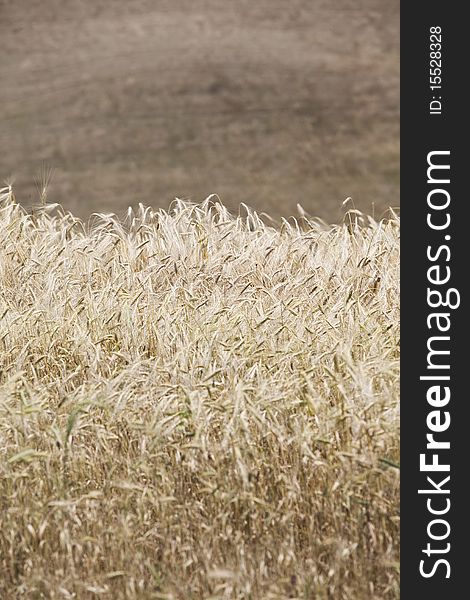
left=0, top=0, right=399, bottom=222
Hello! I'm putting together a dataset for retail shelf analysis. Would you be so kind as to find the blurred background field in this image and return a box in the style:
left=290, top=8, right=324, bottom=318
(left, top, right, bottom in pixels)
left=1, top=0, right=399, bottom=222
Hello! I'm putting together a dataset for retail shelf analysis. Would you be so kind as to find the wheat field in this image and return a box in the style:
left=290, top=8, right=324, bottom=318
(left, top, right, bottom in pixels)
left=0, top=187, right=399, bottom=599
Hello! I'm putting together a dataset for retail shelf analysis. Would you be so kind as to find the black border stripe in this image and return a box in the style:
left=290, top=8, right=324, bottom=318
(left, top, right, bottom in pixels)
left=401, top=3, right=467, bottom=596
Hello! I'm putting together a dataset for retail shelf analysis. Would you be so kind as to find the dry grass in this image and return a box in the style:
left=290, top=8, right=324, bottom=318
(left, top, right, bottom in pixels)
left=0, top=187, right=399, bottom=599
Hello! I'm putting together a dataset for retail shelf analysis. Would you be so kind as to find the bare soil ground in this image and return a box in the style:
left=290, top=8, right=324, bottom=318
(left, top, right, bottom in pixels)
left=1, top=0, right=399, bottom=222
